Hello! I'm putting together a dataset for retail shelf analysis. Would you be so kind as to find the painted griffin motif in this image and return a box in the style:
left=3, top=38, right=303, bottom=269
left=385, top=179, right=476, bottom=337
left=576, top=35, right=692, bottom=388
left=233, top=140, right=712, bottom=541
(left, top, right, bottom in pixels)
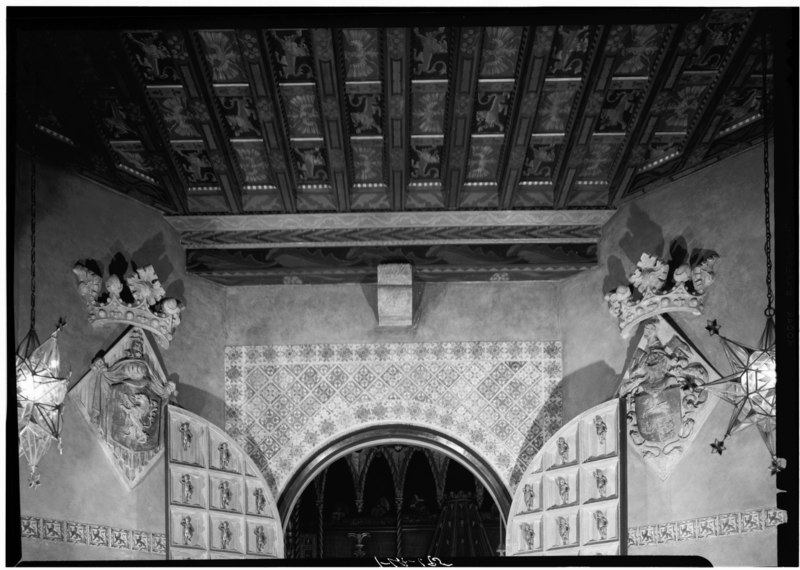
left=413, top=27, right=448, bottom=75
left=600, top=90, right=635, bottom=132
left=179, top=150, right=216, bottom=183
left=128, top=33, right=172, bottom=80
left=102, top=101, right=133, bottom=138
left=295, top=148, right=326, bottom=181
left=476, top=92, right=508, bottom=132
left=524, top=144, right=556, bottom=178
left=411, top=146, right=440, bottom=178
left=221, top=97, right=258, bottom=137
left=549, top=26, right=589, bottom=75
left=350, top=94, right=381, bottom=134
left=272, top=30, right=312, bottom=78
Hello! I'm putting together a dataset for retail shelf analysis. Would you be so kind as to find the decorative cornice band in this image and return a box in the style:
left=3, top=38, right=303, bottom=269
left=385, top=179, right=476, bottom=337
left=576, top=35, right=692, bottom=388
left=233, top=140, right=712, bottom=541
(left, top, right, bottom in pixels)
left=178, top=225, right=603, bottom=249
left=20, top=515, right=166, bottom=556
left=627, top=507, right=787, bottom=548
left=166, top=210, right=615, bottom=232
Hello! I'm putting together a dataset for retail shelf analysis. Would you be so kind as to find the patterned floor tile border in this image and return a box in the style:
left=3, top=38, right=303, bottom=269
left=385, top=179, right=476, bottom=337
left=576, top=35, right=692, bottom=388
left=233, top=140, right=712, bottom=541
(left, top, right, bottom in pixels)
left=20, top=515, right=166, bottom=555
left=225, top=341, right=564, bottom=495
left=628, top=507, right=788, bottom=548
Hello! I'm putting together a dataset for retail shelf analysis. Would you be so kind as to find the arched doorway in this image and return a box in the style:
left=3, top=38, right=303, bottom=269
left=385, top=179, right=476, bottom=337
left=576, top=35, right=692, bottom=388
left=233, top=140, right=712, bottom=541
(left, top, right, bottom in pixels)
left=278, top=424, right=512, bottom=558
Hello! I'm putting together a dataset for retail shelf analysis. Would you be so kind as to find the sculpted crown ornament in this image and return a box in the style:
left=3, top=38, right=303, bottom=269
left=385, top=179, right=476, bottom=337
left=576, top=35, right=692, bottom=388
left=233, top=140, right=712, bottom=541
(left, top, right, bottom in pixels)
left=73, top=261, right=184, bottom=348
left=605, top=251, right=718, bottom=338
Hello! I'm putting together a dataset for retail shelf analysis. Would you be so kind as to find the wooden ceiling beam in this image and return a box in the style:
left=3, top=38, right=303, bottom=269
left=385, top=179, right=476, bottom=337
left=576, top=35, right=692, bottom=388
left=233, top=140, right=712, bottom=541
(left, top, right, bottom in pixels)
left=617, top=10, right=757, bottom=203
left=316, top=28, right=352, bottom=213
left=258, top=29, right=305, bottom=213
left=104, top=31, right=189, bottom=215
left=552, top=26, right=609, bottom=209
left=234, top=29, right=297, bottom=214
left=385, top=28, right=409, bottom=211
left=443, top=27, right=482, bottom=210
left=498, top=26, right=552, bottom=210
left=672, top=12, right=758, bottom=173
left=183, top=30, right=244, bottom=214
left=606, top=23, right=686, bottom=207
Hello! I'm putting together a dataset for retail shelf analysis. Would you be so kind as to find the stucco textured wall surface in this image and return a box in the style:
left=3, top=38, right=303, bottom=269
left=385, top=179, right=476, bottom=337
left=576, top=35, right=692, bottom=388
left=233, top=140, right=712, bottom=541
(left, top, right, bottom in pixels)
left=558, top=143, right=779, bottom=565
left=13, top=154, right=226, bottom=561
left=13, top=143, right=783, bottom=565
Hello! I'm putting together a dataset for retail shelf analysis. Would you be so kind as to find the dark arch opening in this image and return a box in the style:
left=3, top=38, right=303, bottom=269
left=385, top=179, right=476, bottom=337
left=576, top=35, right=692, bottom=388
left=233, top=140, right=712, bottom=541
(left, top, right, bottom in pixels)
left=278, top=423, right=512, bottom=529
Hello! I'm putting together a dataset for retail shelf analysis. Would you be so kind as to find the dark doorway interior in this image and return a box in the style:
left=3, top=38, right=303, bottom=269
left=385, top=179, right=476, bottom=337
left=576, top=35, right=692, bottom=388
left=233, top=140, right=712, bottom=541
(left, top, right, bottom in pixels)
left=285, top=445, right=503, bottom=559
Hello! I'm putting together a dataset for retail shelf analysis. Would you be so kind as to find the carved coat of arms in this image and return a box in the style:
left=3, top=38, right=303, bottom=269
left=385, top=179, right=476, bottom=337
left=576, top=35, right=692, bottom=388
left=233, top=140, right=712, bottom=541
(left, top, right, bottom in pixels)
left=617, top=316, right=719, bottom=480
left=69, top=327, right=176, bottom=488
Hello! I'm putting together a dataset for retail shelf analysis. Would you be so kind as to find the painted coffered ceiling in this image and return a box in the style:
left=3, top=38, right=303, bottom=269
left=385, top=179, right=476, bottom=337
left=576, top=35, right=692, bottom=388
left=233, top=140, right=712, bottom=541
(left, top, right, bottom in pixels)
left=12, top=8, right=773, bottom=284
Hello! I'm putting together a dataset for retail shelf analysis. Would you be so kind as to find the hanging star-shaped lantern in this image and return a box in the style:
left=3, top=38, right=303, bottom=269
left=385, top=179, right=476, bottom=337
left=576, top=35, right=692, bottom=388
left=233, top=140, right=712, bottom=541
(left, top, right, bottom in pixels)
left=16, top=319, right=70, bottom=487
left=703, top=317, right=782, bottom=471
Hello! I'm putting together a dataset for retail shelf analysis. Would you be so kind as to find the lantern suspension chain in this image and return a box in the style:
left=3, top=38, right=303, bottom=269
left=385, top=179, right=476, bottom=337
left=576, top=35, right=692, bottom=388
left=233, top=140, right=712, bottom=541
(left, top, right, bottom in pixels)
left=30, top=159, right=37, bottom=331
left=761, top=30, right=774, bottom=317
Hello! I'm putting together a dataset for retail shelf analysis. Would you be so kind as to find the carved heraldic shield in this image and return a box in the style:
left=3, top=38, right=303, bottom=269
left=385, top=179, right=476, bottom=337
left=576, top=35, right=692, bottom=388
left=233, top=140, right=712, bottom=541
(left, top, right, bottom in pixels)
left=69, top=327, right=176, bottom=488
left=618, top=316, right=719, bottom=480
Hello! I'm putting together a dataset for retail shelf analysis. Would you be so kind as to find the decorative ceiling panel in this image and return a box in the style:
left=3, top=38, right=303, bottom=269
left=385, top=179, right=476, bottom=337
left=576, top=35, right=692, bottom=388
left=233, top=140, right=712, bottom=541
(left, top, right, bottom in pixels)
left=342, top=28, right=381, bottom=80
left=532, top=83, right=579, bottom=134
left=521, top=141, right=562, bottom=182
left=268, top=29, right=315, bottom=81
left=480, top=26, right=524, bottom=78
left=14, top=8, right=773, bottom=281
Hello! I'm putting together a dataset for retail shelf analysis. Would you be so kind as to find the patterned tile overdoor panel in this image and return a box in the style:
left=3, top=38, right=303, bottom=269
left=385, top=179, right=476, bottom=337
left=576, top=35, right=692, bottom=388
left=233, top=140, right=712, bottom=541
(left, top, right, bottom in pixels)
left=506, top=398, right=625, bottom=557
left=166, top=405, right=284, bottom=560
left=225, top=341, right=564, bottom=495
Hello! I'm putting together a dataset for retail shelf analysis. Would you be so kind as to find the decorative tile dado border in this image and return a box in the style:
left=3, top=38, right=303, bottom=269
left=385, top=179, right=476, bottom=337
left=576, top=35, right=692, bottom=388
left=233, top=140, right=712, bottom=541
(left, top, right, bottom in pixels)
left=20, top=515, right=166, bottom=555
left=628, top=507, right=788, bottom=548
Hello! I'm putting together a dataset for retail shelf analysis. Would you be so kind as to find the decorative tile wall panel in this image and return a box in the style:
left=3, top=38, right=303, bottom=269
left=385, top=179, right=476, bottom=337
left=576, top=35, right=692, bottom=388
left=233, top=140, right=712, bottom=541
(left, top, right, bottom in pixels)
left=225, top=341, right=564, bottom=494
left=20, top=515, right=166, bottom=556
left=628, top=507, right=787, bottom=547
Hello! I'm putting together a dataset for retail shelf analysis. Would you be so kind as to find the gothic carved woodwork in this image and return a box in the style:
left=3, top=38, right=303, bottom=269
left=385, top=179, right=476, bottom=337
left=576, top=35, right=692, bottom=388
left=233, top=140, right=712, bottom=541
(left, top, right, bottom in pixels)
left=166, top=406, right=283, bottom=560
left=423, top=448, right=451, bottom=508
left=618, top=315, right=720, bottom=480
left=68, top=326, right=176, bottom=489
left=345, top=448, right=378, bottom=513
left=506, top=398, right=625, bottom=556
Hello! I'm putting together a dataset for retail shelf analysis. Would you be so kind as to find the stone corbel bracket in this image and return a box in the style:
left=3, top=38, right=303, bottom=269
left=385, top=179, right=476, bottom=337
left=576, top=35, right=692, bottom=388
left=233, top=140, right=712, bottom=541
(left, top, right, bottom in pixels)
left=377, top=263, right=415, bottom=327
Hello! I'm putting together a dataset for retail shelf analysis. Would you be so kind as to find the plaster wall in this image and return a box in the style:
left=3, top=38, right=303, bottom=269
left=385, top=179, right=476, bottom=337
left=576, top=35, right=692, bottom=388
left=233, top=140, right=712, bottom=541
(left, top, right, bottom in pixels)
left=224, top=280, right=561, bottom=346
left=558, top=143, right=779, bottom=565
left=13, top=154, right=226, bottom=561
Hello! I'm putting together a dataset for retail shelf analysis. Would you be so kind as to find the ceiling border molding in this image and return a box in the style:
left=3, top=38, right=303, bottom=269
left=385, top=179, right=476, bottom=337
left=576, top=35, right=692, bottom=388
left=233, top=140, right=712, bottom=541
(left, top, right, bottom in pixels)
left=176, top=227, right=604, bottom=249
left=166, top=209, right=614, bottom=232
